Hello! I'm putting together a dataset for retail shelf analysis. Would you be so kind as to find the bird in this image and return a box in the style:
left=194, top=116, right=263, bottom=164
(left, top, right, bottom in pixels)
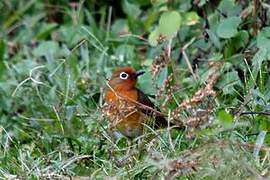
left=103, top=66, right=170, bottom=138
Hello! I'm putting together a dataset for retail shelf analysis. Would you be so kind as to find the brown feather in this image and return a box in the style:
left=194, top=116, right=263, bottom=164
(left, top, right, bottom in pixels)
left=136, top=89, right=169, bottom=128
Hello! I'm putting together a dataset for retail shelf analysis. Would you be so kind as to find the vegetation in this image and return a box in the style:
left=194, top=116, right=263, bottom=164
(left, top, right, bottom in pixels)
left=0, top=0, right=270, bottom=179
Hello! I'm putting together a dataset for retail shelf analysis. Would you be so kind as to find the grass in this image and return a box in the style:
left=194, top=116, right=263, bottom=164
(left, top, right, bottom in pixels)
left=0, top=0, right=270, bottom=179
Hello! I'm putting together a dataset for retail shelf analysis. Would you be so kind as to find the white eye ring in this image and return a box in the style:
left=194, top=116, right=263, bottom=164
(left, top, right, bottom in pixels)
left=119, top=72, right=129, bottom=80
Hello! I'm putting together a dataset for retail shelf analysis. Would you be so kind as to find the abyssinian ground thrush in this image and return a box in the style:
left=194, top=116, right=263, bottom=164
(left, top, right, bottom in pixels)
left=103, top=67, right=170, bottom=138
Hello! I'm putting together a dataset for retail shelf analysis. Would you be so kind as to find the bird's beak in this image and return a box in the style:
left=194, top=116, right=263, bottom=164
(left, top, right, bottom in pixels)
left=135, top=70, right=145, bottom=78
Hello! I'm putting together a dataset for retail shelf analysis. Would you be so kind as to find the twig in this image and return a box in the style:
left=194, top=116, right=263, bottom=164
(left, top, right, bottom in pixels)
left=181, top=38, right=198, bottom=80
left=240, top=111, right=270, bottom=116
left=119, top=33, right=148, bottom=42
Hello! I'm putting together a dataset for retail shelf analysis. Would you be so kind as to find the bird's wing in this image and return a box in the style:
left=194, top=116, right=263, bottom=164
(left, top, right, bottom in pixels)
left=136, top=89, right=169, bottom=128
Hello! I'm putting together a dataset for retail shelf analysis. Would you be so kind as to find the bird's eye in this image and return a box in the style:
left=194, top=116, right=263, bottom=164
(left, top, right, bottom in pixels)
left=119, top=72, right=129, bottom=80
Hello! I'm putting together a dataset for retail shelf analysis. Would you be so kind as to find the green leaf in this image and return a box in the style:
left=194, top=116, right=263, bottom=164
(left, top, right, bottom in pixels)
left=251, top=88, right=268, bottom=104
left=148, top=11, right=182, bottom=46
left=206, top=29, right=221, bottom=49
left=218, top=0, right=241, bottom=17
left=138, top=67, right=168, bottom=95
left=115, top=44, right=135, bottom=62
left=36, top=23, right=58, bottom=40
left=193, top=39, right=211, bottom=51
left=257, top=27, right=270, bottom=50
left=178, top=0, right=192, bottom=11
left=144, top=11, right=159, bottom=31
left=138, top=71, right=155, bottom=95
left=111, top=19, right=128, bottom=36
left=182, top=12, right=200, bottom=26
left=252, top=48, right=267, bottom=68
left=232, top=30, right=249, bottom=50
left=251, top=48, right=268, bottom=80
left=33, top=41, right=59, bottom=57
left=218, top=110, right=233, bottom=128
left=208, top=52, right=223, bottom=61
left=216, top=70, right=242, bottom=94
left=148, top=28, right=160, bottom=46
left=122, top=0, right=141, bottom=18
left=158, top=11, right=181, bottom=39
left=259, top=118, right=270, bottom=131
left=151, top=0, right=167, bottom=8
left=217, top=16, right=241, bottom=39
left=60, top=26, right=82, bottom=46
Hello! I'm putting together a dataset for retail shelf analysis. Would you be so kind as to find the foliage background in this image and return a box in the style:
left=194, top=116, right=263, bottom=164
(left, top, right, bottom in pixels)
left=0, top=0, right=270, bottom=179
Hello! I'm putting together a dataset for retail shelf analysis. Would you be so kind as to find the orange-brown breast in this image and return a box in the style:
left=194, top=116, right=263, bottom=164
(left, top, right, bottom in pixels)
left=105, top=88, right=146, bottom=138
left=105, top=88, right=138, bottom=103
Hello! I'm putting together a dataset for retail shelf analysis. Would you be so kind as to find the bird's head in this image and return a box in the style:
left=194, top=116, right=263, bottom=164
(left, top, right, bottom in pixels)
left=108, top=67, right=145, bottom=91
